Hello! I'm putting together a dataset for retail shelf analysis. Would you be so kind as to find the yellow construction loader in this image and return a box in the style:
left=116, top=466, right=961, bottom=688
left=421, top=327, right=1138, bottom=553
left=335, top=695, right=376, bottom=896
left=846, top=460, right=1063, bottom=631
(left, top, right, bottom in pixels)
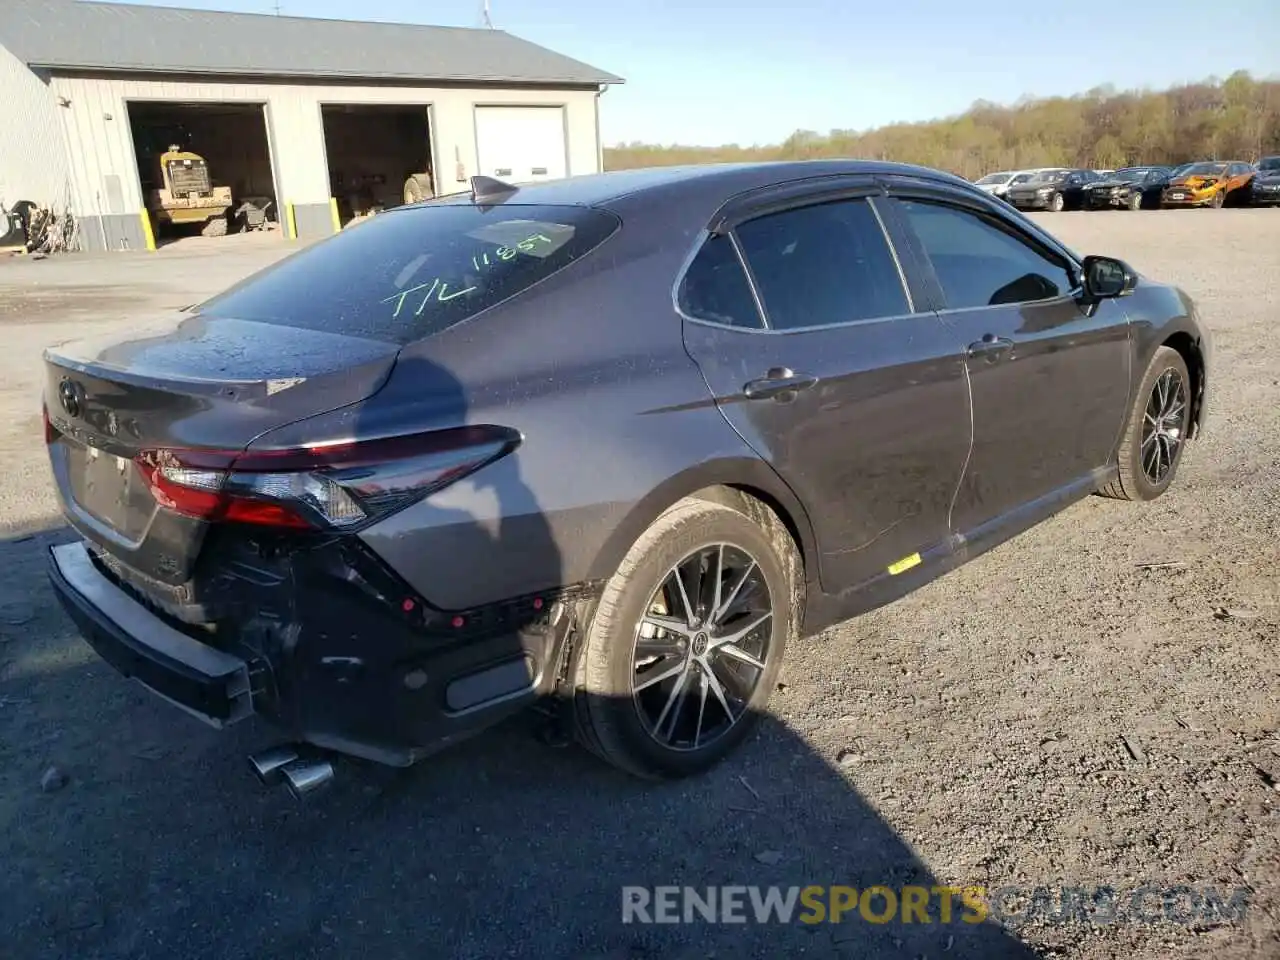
left=146, top=146, right=233, bottom=237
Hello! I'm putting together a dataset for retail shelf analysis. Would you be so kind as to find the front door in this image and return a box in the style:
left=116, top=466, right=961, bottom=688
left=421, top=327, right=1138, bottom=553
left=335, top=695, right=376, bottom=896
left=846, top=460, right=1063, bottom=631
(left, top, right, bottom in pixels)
left=885, top=191, right=1131, bottom=537
left=680, top=191, right=971, bottom=593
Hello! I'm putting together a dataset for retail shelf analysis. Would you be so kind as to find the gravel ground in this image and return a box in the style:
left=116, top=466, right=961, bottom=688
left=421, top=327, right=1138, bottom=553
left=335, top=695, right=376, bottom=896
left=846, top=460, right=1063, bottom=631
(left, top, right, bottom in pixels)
left=0, top=211, right=1277, bottom=960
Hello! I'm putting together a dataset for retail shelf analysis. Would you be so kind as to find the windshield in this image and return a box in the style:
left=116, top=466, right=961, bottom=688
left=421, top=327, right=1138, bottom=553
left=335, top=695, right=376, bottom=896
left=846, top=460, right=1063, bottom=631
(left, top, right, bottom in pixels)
left=1031, top=170, right=1069, bottom=183
left=976, top=172, right=1013, bottom=185
left=1114, top=168, right=1151, bottom=182
left=200, top=203, right=620, bottom=344
left=1181, top=162, right=1227, bottom=177
left=1010, top=173, right=1033, bottom=185
left=1258, top=157, right=1280, bottom=172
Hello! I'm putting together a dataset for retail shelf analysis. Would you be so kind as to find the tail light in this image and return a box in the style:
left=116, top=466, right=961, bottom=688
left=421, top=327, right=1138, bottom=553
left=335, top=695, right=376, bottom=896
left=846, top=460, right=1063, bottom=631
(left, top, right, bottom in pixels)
left=42, top=403, right=59, bottom=444
left=135, top=425, right=519, bottom=531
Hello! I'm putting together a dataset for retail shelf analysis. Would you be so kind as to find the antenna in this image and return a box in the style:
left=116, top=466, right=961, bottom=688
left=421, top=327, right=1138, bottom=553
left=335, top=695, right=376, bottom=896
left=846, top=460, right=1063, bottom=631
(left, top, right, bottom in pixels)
left=471, top=175, right=518, bottom=205
left=272, top=1, right=282, bottom=13
left=481, top=0, right=494, bottom=28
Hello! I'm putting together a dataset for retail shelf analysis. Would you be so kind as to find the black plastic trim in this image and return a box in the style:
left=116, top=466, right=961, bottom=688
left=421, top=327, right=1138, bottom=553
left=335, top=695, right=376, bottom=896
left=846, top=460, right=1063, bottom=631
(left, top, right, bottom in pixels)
left=48, top=542, right=252, bottom=727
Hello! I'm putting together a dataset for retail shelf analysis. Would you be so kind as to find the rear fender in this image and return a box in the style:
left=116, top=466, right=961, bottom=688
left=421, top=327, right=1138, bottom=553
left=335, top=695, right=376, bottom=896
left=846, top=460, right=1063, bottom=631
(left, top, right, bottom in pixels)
left=584, top=456, right=821, bottom=608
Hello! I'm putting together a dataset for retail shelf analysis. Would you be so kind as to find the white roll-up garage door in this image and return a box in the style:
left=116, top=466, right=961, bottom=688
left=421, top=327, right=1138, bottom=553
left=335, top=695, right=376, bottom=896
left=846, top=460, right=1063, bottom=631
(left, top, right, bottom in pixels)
left=474, top=106, right=568, bottom=183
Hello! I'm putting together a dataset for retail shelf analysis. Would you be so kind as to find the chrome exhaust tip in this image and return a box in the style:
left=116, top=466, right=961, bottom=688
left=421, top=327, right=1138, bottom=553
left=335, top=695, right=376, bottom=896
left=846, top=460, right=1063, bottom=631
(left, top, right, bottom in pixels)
left=280, top=759, right=335, bottom=800
left=248, top=744, right=300, bottom=784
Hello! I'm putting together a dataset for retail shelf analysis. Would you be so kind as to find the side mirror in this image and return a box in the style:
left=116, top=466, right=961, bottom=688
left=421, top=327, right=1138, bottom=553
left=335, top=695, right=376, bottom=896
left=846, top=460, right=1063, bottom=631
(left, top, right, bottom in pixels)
left=1081, top=255, right=1137, bottom=300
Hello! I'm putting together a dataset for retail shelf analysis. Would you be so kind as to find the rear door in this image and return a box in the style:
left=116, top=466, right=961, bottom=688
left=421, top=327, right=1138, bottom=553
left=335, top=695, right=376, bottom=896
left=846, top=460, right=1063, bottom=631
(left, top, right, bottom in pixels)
left=680, top=183, right=971, bottom=593
left=880, top=182, right=1130, bottom=538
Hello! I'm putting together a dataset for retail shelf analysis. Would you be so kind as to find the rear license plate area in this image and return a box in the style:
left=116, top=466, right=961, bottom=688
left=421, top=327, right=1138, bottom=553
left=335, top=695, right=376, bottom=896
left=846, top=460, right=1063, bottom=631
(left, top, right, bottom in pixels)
left=64, top=442, right=148, bottom=533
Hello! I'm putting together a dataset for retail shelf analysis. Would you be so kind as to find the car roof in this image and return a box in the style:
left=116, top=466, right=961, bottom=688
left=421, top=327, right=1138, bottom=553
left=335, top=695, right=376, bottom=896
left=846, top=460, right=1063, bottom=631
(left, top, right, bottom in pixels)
left=421, top=160, right=976, bottom=209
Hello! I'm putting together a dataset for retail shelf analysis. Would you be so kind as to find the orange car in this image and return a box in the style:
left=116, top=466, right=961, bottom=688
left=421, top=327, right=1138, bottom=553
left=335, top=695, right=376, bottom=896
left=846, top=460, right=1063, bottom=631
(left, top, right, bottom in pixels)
left=1161, top=160, right=1255, bottom=208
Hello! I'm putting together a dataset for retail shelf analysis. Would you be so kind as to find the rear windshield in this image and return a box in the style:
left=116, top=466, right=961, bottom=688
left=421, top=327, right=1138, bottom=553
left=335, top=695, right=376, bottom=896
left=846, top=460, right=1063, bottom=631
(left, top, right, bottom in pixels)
left=1181, top=162, right=1227, bottom=176
left=199, top=203, right=619, bottom=344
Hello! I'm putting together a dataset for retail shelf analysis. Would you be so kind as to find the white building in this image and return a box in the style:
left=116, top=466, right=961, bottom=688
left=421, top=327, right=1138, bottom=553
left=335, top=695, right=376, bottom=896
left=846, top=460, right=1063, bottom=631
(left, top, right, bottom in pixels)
left=0, top=0, right=621, bottom=250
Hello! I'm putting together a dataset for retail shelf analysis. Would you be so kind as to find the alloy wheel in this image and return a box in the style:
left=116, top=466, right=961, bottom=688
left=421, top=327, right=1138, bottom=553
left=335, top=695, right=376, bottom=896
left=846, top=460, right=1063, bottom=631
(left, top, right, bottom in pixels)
left=1141, top=368, right=1187, bottom=484
left=630, top=543, right=773, bottom=751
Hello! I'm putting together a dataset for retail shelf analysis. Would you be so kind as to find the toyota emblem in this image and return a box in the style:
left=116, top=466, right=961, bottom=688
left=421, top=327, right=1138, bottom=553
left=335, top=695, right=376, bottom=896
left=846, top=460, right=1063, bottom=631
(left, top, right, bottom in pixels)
left=58, top=378, right=82, bottom=418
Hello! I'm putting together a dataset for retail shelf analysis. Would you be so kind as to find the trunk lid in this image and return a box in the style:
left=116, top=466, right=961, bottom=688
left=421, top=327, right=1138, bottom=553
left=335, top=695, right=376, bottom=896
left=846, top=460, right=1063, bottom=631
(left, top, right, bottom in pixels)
left=44, top=313, right=399, bottom=584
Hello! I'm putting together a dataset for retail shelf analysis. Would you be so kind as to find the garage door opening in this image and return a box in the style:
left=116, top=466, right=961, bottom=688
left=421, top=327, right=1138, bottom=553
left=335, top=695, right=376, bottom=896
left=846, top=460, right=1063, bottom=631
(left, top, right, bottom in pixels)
left=127, top=101, right=279, bottom=246
left=320, top=104, right=434, bottom=227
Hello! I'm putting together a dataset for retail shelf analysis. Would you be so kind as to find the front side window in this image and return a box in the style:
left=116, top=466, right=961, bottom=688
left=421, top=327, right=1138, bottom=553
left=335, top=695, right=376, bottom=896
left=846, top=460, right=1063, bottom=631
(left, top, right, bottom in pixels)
left=679, top=234, right=763, bottom=329
left=1258, top=157, right=1280, bottom=172
left=897, top=199, right=1075, bottom=310
left=732, top=198, right=910, bottom=330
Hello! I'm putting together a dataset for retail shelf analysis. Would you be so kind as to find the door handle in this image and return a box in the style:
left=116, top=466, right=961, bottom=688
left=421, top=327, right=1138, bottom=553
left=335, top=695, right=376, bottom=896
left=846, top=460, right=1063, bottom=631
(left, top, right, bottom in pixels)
left=966, top=334, right=1015, bottom=360
left=742, top=367, right=819, bottom=401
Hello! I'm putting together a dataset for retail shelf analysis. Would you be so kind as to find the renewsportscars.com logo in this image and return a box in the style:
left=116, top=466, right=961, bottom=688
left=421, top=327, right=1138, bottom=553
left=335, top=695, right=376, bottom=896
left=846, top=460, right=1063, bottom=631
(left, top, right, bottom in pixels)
left=621, top=884, right=1251, bottom=927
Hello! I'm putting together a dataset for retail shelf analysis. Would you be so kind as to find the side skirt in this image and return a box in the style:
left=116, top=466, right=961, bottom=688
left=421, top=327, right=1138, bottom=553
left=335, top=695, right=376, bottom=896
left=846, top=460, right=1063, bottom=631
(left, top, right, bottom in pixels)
left=802, top=465, right=1117, bottom=636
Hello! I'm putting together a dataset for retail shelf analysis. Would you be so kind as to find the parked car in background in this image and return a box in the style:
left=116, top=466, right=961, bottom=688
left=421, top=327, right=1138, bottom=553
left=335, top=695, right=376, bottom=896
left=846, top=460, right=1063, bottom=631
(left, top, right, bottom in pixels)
left=974, top=170, right=1019, bottom=198
left=1249, top=156, right=1280, bottom=206
left=974, top=168, right=1052, bottom=201
left=1007, top=168, right=1100, bottom=211
left=43, top=160, right=1211, bottom=786
left=1084, top=166, right=1174, bottom=211
left=1161, top=160, right=1255, bottom=208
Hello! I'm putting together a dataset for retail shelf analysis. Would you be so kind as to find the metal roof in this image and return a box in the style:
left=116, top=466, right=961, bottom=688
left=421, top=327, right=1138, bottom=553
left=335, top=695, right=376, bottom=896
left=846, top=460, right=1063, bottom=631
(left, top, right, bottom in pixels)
left=0, top=1, right=622, bottom=86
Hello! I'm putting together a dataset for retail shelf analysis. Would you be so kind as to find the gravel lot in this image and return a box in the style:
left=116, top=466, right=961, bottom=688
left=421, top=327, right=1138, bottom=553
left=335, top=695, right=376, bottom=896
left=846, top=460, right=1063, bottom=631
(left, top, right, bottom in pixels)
left=1, top=211, right=1277, bottom=960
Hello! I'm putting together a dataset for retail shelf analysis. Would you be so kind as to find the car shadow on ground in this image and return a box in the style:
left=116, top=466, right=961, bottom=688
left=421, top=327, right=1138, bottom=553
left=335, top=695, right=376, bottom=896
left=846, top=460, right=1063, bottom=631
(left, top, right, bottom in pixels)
left=4, top=352, right=1040, bottom=959
left=0, top=533, right=1042, bottom=960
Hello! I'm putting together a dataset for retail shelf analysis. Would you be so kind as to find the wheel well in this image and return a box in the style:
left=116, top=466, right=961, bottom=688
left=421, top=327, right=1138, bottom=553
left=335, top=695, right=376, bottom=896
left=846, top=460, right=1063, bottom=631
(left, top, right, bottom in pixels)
left=1162, top=331, right=1204, bottom=438
left=687, top=482, right=809, bottom=575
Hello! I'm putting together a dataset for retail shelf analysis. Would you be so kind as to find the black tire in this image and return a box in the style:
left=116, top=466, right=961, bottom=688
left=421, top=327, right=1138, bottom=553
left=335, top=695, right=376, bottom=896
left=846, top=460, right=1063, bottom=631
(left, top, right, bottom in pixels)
left=200, top=215, right=228, bottom=238
left=572, top=495, right=799, bottom=780
left=1049, top=191, right=1065, bottom=212
left=1127, top=191, right=1144, bottom=211
left=1099, top=346, right=1192, bottom=501
left=403, top=173, right=434, bottom=205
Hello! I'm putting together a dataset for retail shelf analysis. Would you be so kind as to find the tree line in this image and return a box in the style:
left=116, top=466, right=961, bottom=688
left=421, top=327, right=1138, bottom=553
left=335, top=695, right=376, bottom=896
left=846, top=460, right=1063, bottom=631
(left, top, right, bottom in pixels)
left=604, top=72, right=1280, bottom=179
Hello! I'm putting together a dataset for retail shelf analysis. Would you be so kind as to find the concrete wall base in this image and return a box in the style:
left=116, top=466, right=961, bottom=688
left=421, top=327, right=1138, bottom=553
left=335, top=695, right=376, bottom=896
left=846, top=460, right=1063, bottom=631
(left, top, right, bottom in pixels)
left=292, top=202, right=337, bottom=241
left=76, top=214, right=147, bottom=253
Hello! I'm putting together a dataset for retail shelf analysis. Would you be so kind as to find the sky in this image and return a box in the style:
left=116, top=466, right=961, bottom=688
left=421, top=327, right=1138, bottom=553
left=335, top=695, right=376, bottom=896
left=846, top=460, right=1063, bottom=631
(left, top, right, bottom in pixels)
left=107, top=0, right=1280, bottom=146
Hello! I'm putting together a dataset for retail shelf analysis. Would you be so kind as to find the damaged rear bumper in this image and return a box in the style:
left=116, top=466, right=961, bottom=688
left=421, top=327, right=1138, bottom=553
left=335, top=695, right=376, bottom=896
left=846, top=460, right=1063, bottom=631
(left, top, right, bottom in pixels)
left=48, top=538, right=586, bottom=767
left=49, top=541, right=253, bottom=727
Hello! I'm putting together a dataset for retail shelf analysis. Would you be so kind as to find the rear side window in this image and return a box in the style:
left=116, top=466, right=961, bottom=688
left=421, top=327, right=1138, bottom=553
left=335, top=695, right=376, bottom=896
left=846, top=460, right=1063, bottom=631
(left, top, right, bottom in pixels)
left=199, top=204, right=619, bottom=344
left=733, top=198, right=910, bottom=330
left=678, top=234, right=763, bottom=329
